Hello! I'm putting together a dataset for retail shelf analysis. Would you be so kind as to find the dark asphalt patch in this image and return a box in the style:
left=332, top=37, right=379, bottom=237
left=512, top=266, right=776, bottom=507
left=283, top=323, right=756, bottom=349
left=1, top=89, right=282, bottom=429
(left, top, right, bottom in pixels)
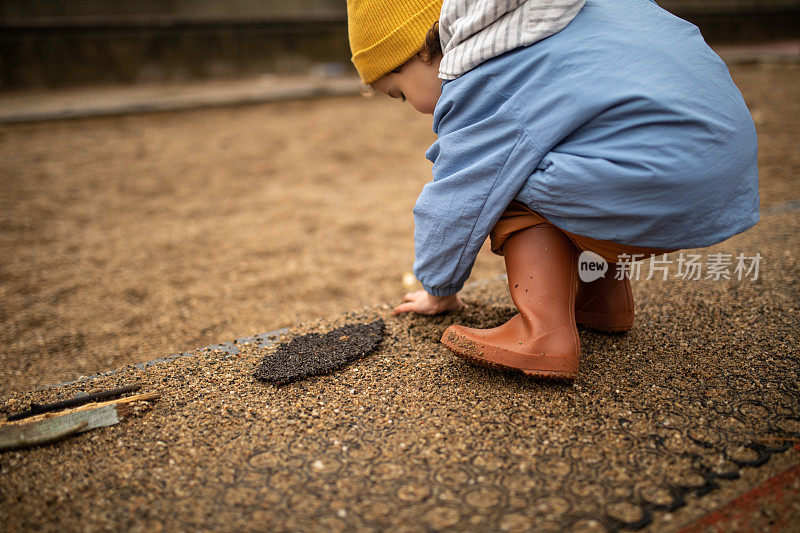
left=253, top=319, right=384, bottom=385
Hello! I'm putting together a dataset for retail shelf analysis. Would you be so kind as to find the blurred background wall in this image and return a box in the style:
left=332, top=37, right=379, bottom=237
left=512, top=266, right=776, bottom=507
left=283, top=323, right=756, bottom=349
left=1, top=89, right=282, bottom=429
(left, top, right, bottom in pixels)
left=0, top=0, right=349, bottom=88
left=1, top=0, right=799, bottom=89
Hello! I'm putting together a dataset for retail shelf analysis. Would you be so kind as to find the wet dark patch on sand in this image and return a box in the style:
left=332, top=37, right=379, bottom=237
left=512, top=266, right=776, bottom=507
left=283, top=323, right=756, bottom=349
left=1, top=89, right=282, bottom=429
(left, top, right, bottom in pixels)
left=253, top=319, right=385, bottom=385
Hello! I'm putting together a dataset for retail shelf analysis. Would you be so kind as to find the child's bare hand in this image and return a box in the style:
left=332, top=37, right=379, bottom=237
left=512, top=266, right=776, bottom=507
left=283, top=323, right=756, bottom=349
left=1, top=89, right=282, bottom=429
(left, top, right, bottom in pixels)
left=392, top=290, right=464, bottom=316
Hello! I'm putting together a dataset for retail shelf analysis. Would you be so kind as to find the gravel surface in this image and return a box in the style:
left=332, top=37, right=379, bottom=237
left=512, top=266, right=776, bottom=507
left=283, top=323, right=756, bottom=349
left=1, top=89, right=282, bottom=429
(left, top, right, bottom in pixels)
left=1, top=63, right=798, bottom=395
left=1, top=202, right=798, bottom=531
left=0, top=62, right=798, bottom=532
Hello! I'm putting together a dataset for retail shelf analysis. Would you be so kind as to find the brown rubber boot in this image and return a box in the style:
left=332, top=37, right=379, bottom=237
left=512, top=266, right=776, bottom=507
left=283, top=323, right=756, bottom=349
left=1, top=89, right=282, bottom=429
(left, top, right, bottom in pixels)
left=441, top=224, right=580, bottom=379
left=575, top=267, right=634, bottom=332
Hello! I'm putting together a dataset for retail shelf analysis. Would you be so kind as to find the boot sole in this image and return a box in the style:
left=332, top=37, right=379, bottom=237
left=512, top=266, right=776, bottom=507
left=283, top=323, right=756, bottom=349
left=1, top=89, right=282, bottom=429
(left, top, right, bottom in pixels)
left=575, top=311, right=634, bottom=333
left=441, top=331, right=578, bottom=380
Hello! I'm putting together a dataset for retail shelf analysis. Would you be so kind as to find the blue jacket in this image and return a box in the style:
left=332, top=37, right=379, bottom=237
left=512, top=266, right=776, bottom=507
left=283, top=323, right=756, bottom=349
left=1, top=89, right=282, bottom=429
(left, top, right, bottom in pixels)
left=415, top=0, right=759, bottom=296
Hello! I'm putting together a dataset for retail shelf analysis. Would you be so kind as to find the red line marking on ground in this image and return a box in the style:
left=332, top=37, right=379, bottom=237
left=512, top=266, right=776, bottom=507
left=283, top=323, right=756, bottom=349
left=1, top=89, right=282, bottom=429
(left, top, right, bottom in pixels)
left=679, top=452, right=800, bottom=533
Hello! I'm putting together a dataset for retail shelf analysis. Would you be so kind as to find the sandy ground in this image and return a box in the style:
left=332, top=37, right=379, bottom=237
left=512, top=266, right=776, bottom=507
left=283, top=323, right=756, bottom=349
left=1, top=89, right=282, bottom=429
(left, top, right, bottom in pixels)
left=1, top=63, right=799, bottom=395
left=1, top=203, right=798, bottom=531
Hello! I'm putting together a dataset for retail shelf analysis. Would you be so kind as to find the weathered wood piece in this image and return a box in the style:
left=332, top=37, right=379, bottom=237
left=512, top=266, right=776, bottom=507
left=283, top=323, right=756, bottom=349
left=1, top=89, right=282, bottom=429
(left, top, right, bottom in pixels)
left=0, top=392, right=159, bottom=451
left=7, top=383, right=142, bottom=421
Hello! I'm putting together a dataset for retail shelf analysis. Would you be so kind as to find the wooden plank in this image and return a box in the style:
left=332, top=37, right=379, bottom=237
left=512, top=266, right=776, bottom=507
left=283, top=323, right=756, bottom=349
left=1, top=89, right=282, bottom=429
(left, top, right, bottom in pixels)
left=0, top=392, right=159, bottom=451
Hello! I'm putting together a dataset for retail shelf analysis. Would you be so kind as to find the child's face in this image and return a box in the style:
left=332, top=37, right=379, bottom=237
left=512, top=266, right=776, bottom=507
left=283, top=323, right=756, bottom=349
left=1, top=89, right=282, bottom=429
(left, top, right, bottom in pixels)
left=371, top=54, right=442, bottom=115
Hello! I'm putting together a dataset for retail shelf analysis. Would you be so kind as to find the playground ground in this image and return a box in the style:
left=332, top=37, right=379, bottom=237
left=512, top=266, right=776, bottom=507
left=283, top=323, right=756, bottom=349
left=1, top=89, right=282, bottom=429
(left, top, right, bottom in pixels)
left=0, top=62, right=797, bottom=396
left=0, top=61, right=799, bottom=531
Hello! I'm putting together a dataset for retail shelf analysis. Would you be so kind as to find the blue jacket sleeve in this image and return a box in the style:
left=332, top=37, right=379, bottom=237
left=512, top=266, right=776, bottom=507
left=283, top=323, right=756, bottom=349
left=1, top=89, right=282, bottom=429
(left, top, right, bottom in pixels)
left=413, top=82, right=545, bottom=296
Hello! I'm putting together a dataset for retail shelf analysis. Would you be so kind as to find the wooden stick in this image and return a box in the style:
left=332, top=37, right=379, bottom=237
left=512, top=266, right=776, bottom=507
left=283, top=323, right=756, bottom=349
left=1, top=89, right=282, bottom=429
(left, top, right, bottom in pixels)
left=7, top=383, right=142, bottom=421
left=0, top=392, right=159, bottom=452
left=0, top=421, right=89, bottom=450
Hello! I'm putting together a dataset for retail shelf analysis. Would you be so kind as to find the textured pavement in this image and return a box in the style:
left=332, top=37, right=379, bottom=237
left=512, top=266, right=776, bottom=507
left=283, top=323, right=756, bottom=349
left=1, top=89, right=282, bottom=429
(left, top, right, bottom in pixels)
left=1, top=54, right=799, bottom=533
left=1, top=200, right=798, bottom=532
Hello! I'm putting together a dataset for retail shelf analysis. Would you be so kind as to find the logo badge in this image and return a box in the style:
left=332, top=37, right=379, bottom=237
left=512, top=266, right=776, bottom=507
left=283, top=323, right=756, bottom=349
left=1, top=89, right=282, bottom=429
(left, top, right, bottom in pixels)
left=578, top=251, right=608, bottom=282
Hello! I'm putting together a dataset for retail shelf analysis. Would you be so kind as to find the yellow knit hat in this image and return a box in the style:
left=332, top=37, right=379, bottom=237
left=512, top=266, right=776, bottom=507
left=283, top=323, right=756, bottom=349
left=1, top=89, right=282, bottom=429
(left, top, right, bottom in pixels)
left=347, top=0, right=443, bottom=84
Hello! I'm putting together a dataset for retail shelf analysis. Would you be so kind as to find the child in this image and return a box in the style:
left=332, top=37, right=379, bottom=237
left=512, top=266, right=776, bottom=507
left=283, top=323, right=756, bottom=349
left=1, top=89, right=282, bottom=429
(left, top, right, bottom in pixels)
left=346, top=0, right=758, bottom=379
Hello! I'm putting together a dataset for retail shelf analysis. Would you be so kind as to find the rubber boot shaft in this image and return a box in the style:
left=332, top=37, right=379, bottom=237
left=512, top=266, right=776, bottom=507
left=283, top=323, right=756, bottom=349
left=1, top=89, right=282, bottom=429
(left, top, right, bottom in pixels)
left=575, top=265, right=634, bottom=332
left=441, top=224, right=580, bottom=379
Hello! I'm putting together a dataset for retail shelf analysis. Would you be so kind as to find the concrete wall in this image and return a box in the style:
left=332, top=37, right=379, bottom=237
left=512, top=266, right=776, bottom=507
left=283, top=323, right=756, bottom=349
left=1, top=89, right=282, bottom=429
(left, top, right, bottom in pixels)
left=0, top=1, right=344, bottom=21
left=2, top=0, right=797, bottom=19
left=0, top=20, right=351, bottom=88
left=0, top=1, right=350, bottom=88
left=1, top=0, right=799, bottom=89
left=660, top=0, right=800, bottom=43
